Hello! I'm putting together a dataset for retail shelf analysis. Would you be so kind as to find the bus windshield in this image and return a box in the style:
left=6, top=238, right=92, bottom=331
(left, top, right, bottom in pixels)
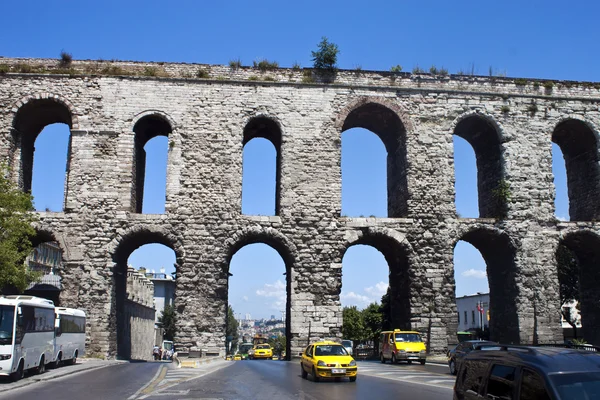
left=0, top=305, right=15, bottom=345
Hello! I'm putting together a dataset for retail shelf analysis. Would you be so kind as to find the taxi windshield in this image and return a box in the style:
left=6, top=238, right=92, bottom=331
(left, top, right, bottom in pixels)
left=0, top=305, right=15, bottom=345
left=256, top=344, right=270, bottom=349
left=395, top=333, right=423, bottom=343
left=315, top=345, right=348, bottom=356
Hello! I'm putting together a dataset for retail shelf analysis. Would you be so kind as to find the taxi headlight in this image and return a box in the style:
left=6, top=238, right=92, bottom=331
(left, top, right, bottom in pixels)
left=420, top=350, right=426, bottom=354
left=317, top=360, right=327, bottom=367
left=399, top=349, right=406, bottom=353
left=349, top=360, right=356, bottom=366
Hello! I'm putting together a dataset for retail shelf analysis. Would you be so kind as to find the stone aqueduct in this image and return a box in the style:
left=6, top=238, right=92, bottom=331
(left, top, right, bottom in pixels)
left=1, top=58, right=600, bottom=358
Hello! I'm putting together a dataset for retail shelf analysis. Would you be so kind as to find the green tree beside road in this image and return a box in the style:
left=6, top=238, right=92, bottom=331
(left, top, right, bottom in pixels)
left=226, top=305, right=239, bottom=354
left=557, top=244, right=581, bottom=338
left=0, top=165, right=38, bottom=293
left=158, top=304, right=176, bottom=341
left=342, top=305, right=365, bottom=342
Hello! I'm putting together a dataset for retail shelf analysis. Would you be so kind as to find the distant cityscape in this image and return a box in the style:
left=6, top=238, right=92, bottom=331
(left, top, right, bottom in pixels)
left=237, top=314, right=286, bottom=342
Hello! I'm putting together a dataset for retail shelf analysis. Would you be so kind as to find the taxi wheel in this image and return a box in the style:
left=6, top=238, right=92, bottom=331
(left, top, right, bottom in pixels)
left=380, top=353, right=386, bottom=364
left=407, top=360, right=412, bottom=365
left=312, top=367, right=320, bottom=382
left=420, top=359, right=426, bottom=366
left=391, top=353, right=397, bottom=364
left=301, top=365, right=307, bottom=379
left=350, top=376, right=357, bottom=382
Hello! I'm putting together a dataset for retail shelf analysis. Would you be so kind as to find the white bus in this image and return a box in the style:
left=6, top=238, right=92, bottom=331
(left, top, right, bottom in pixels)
left=0, top=295, right=55, bottom=381
left=54, top=307, right=86, bottom=366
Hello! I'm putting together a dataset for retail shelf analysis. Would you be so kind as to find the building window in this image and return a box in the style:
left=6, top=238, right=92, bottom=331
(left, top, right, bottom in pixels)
left=464, top=311, right=467, bottom=325
left=472, top=310, right=475, bottom=324
left=458, top=312, right=460, bottom=324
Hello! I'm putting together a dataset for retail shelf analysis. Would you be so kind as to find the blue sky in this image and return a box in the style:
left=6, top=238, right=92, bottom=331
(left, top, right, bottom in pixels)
left=7, top=0, right=595, bottom=319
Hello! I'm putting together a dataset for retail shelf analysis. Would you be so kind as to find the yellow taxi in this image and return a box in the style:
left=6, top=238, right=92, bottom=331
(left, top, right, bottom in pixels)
left=380, top=329, right=427, bottom=365
left=300, top=340, right=357, bottom=382
left=233, top=354, right=242, bottom=361
left=248, top=344, right=273, bottom=360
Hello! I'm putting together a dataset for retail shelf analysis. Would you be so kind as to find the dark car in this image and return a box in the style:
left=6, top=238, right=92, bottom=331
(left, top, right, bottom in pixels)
left=447, top=340, right=497, bottom=375
left=454, top=344, right=600, bottom=399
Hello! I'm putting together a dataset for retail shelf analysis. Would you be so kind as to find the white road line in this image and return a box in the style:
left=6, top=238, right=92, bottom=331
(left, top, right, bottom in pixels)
left=428, top=379, right=455, bottom=384
left=395, top=374, right=441, bottom=380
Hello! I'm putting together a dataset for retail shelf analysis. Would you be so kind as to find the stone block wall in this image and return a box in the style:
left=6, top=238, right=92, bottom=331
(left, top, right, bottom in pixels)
left=119, top=268, right=155, bottom=360
left=1, top=58, right=599, bottom=357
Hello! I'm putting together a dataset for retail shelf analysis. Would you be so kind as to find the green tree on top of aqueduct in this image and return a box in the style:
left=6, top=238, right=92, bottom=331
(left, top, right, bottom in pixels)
left=0, top=164, right=39, bottom=294
left=311, top=36, right=339, bottom=71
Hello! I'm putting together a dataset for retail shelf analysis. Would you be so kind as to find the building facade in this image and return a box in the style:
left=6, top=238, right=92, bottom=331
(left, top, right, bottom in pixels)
left=148, top=271, right=176, bottom=326
left=456, top=293, right=490, bottom=333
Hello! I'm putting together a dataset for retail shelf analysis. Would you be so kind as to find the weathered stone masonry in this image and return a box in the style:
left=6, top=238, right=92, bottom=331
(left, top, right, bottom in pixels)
left=1, top=58, right=599, bottom=358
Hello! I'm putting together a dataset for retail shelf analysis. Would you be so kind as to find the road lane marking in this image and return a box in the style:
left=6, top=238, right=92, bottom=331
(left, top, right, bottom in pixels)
left=128, top=365, right=167, bottom=400
left=429, top=379, right=456, bottom=384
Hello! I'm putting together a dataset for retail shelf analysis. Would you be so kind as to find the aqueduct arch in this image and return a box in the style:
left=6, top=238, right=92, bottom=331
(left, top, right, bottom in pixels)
left=110, top=226, right=181, bottom=359
left=454, top=225, right=520, bottom=344
left=337, top=98, right=410, bottom=217
left=558, top=230, right=600, bottom=346
left=552, top=118, right=600, bottom=221
left=0, top=58, right=597, bottom=357
left=11, top=95, right=76, bottom=196
left=340, top=227, right=416, bottom=331
left=222, top=226, right=294, bottom=358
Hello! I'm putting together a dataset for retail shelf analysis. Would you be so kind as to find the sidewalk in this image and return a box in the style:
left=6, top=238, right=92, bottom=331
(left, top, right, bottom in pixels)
left=0, top=357, right=120, bottom=394
left=427, top=354, right=448, bottom=365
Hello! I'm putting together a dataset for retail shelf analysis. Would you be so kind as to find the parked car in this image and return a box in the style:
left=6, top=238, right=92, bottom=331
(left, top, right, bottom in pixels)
left=447, top=340, right=497, bottom=375
left=300, top=340, right=357, bottom=382
left=454, top=344, right=600, bottom=399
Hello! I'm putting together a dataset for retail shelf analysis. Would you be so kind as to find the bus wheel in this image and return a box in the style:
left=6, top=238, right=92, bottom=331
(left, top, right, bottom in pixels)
left=53, top=353, right=62, bottom=368
left=11, top=360, right=24, bottom=382
left=68, top=351, right=78, bottom=365
left=36, top=356, right=46, bottom=374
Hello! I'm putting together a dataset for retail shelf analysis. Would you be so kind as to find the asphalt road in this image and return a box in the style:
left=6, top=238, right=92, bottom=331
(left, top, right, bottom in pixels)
left=0, top=361, right=162, bottom=400
left=0, top=359, right=455, bottom=400
left=141, top=359, right=454, bottom=400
